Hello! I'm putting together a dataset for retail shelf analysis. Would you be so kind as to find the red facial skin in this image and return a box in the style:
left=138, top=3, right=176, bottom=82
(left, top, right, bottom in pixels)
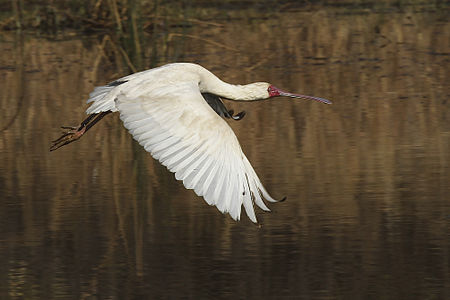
left=268, top=85, right=281, bottom=97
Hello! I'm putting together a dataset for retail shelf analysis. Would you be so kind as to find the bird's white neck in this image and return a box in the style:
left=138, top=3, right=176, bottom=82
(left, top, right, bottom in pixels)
left=197, top=66, right=270, bottom=101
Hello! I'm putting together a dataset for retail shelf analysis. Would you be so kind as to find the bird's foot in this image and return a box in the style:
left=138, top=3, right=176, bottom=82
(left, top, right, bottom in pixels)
left=50, top=125, right=86, bottom=151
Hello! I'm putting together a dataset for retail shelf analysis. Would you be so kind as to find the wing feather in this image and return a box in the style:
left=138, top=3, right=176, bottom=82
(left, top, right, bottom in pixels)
left=115, top=82, right=279, bottom=222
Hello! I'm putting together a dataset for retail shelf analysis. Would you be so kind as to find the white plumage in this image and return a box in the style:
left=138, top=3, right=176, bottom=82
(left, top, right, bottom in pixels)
left=51, top=63, right=331, bottom=222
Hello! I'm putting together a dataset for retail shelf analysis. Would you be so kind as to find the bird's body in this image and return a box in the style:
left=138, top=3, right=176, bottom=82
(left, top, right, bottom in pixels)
left=51, top=63, right=331, bottom=222
left=86, top=63, right=273, bottom=114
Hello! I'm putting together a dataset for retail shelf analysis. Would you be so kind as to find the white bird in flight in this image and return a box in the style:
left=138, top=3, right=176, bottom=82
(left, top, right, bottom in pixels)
left=51, top=63, right=331, bottom=222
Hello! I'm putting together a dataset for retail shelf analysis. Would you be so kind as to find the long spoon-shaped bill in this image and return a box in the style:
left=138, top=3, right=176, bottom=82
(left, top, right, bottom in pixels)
left=280, top=92, right=332, bottom=105
left=268, top=85, right=332, bottom=104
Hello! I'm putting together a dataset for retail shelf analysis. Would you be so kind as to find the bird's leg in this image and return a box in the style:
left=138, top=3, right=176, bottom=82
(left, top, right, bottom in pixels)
left=50, top=111, right=111, bottom=151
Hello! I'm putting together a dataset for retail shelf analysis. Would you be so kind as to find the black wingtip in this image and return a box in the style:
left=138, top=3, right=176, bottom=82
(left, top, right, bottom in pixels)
left=107, top=80, right=128, bottom=87
left=279, top=196, right=287, bottom=202
left=232, top=111, right=246, bottom=121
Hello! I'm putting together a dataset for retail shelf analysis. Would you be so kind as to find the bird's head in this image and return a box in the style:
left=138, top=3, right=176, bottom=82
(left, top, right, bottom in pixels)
left=218, top=82, right=332, bottom=103
left=267, top=84, right=332, bottom=104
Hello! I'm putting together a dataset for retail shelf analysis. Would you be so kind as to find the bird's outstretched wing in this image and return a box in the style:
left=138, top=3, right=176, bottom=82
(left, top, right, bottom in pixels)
left=115, top=82, right=278, bottom=222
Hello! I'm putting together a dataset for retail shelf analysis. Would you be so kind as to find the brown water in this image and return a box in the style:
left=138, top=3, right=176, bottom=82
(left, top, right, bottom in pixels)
left=1, top=7, right=449, bottom=300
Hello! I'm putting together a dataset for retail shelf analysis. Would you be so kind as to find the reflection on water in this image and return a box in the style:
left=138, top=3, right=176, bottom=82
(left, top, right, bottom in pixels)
left=1, top=6, right=449, bottom=300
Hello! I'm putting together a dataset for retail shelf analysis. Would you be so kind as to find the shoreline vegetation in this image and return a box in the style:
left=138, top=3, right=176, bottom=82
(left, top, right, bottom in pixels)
left=1, top=0, right=447, bottom=33
left=2, top=1, right=447, bottom=74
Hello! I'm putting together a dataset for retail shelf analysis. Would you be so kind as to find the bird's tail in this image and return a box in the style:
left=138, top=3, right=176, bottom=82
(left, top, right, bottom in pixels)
left=85, top=80, right=127, bottom=114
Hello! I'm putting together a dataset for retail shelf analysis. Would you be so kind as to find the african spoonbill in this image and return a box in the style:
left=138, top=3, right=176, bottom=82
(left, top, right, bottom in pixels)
left=50, top=63, right=331, bottom=222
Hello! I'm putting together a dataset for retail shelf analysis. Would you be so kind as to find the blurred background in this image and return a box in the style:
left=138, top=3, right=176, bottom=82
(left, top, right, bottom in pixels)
left=0, top=0, right=449, bottom=299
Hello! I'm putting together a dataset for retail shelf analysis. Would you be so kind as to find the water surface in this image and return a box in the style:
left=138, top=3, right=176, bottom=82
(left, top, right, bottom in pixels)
left=0, top=6, right=449, bottom=300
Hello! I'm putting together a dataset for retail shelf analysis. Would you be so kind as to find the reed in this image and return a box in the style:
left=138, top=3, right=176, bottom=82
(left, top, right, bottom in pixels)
left=0, top=0, right=446, bottom=32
